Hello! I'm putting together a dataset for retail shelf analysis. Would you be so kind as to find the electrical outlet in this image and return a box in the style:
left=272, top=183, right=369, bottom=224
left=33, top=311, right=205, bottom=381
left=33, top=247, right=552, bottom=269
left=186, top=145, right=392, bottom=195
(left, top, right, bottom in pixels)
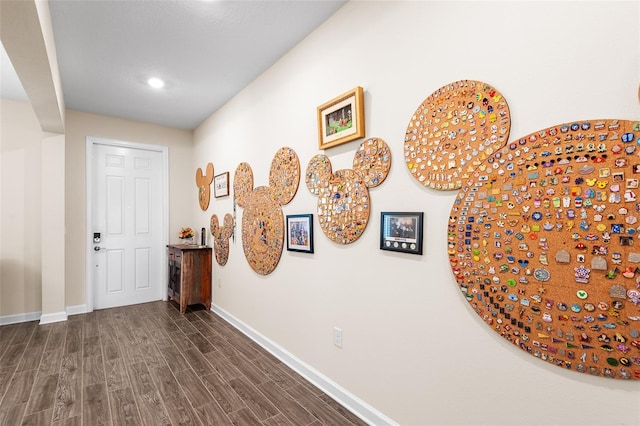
left=333, top=327, right=342, bottom=348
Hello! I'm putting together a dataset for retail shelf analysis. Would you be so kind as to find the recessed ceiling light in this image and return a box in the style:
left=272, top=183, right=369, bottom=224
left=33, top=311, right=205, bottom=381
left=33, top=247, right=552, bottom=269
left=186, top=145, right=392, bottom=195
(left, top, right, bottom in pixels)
left=147, top=77, right=164, bottom=89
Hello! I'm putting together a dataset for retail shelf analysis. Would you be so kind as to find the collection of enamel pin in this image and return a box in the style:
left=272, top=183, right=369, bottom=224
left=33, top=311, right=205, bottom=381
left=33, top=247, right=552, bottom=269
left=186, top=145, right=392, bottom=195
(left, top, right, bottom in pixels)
left=449, top=119, right=640, bottom=380
left=404, top=80, right=512, bottom=190
left=305, top=137, right=390, bottom=244
left=213, top=79, right=640, bottom=380
left=232, top=148, right=300, bottom=275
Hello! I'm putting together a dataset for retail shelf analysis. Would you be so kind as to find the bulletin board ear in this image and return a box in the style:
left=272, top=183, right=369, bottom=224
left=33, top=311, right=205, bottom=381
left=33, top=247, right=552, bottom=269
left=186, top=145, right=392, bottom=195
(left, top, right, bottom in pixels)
left=352, top=137, right=391, bottom=189
left=205, top=163, right=214, bottom=184
left=305, top=154, right=333, bottom=195
left=210, top=214, right=220, bottom=238
left=233, top=162, right=254, bottom=208
left=268, top=147, right=300, bottom=206
left=221, top=213, right=234, bottom=239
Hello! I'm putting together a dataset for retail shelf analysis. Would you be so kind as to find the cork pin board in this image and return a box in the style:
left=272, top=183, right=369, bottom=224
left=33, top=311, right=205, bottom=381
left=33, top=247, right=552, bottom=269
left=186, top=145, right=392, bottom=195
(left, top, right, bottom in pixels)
left=449, top=119, right=640, bottom=379
left=306, top=137, right=391, bottom=244
left=404, top=80, right=511, bottom=190
left=210, top=213, right=234, bottom=266
left=234, top=147, right=300, bottom=275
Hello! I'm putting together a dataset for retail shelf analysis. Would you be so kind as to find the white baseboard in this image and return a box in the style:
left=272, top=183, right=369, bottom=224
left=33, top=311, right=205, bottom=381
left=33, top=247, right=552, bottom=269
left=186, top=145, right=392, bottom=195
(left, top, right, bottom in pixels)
left=0, top=304, right=88, bottom=327
left=211, top=304, right=397, bottom=426
left=0, top=310, right=42, bottom=326
left=39, top=311, right=68, bottom=325
left=66, top=304, right=88, bottom=316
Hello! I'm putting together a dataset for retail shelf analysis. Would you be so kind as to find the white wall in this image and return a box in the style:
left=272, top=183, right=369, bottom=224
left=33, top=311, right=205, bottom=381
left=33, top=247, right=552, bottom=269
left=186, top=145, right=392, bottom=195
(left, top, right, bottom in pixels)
left=0, top=99, right=43, bottom=318
left=194, top=1, right=640, bottom=425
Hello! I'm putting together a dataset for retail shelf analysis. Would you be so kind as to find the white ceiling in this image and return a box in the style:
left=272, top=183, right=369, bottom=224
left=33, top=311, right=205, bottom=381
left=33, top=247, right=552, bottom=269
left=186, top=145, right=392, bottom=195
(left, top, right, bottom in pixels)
left=1, top=0, right=346, bottom=130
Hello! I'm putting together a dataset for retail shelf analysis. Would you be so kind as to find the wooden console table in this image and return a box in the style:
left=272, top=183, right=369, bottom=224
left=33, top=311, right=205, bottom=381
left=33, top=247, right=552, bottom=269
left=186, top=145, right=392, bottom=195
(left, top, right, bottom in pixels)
left=167, top=244, right=212, bottom=314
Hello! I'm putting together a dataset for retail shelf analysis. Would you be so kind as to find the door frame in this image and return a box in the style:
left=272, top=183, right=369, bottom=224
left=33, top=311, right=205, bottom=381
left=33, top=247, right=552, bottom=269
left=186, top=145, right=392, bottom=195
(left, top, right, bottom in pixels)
left=85, top=136, right=169, bottom=313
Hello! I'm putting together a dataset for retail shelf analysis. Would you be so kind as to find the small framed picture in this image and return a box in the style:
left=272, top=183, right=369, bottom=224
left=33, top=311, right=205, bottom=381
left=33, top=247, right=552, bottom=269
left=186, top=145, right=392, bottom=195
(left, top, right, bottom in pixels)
left=380, top=212, right=424, bottom=255
left=214, top=172, right=229, bottom=198
left=317, top=86, right=365, bottom=150
left=286, top=214, right=314, bottom=253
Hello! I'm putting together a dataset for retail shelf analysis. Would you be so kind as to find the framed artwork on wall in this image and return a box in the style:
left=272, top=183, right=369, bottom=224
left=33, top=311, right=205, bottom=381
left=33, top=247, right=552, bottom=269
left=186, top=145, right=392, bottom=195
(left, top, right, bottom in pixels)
left=286, top=214, right=314, bottom=253
left=214, top=172, right=229, bottom=198
left=317, top=86, right=365, bottom=150
left=379, top=212, right=424, bottom=255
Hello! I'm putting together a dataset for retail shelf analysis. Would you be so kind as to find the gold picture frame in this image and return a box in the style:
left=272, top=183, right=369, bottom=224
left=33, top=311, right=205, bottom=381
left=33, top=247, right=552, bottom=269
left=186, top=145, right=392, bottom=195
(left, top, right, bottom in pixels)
left=317, top=86, right=365, bottom=150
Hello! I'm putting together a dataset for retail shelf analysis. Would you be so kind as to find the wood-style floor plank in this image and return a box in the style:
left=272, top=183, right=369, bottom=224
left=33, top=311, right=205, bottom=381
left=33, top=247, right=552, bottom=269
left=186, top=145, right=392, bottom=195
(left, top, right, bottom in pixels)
left=21, top=407, right=53, bottom=426
left=199, top=373, right=245, bottom=414
left=109, top=387, right=143, bottom=426
left=164, top=396, right=201, bottom=426
left=193, top=401, right=231, bottom=425
left=83, top=382, right=110, bottom=425
left=25, top=373, right=59, bottom=415
left=227, top=376, right=279, bottom=421
left=257, top=380, right=317, bottom=425
left=0, top=369, right=36, bottom=409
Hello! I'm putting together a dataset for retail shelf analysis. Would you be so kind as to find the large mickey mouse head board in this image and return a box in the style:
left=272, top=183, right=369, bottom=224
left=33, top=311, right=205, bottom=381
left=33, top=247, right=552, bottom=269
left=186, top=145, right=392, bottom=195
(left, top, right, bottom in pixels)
left=449, top=119, right=640, bottom=380
left=404, top=80, right=511, bottom=190
left=306, top=137, right=391, bottom=244
left=233, top=147, right=300, bottom=275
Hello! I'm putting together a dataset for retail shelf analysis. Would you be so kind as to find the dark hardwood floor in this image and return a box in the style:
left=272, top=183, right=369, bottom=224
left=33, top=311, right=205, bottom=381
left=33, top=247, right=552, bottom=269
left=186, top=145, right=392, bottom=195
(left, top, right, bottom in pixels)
left=0, top=301, right=367, bottom=426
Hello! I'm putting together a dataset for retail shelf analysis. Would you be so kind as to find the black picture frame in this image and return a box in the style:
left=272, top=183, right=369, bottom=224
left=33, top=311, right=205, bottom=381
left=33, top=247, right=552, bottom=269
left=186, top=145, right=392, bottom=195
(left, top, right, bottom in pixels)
left=380, top=212, right=424, bottom=255
left=286, top=214, right=314, bottom=253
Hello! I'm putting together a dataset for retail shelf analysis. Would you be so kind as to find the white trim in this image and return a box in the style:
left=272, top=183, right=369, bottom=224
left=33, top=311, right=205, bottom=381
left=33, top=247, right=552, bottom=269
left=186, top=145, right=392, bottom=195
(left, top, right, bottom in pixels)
left=85, top=136, right=169, bottom=313
left=0, top=311, right=42, bottom=326
left=39, top=311, right=68, bottom=325
left=66, top=304, right=88, bottom=316
left=211, top=304, right=398, bottom=426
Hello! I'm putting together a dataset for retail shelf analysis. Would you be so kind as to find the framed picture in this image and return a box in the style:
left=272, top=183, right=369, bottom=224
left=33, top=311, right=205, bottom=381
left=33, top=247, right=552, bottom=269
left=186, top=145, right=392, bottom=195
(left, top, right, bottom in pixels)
left=286, top=214, right=314, bottom=253
left=317, top=86, right=365, bottom=150
left=214, top=172, right=229, bottom=198
left=380, top=212, right=424, bottom=255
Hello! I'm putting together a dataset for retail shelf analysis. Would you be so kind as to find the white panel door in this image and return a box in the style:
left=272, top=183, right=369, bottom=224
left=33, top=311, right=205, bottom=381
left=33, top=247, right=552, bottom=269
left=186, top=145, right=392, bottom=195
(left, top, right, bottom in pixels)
left=92, top=143, right=164, bottom=309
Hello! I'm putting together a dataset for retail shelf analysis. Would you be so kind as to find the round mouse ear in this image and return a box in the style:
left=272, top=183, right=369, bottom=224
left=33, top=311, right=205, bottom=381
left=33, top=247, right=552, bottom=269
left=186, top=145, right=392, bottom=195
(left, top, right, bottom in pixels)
left=233, top=162, right=254, bottom=208
left=221, top=213, right=234, bottom=239
left=305, top=154, right=332, bottom=195
left=268, top=147, right=300, bottom=205
left=352, top=137, right=391, bottom=188
left=210, top=214, right=220, bottom=237
left=205, top=163, right=214, bottom=184
left=195, top=167, right=204, bottom=186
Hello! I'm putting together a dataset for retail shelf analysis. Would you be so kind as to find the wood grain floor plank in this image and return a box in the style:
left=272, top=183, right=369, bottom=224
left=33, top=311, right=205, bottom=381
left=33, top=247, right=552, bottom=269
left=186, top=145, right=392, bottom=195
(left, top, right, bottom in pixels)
left=253, top=356, right=299, bottom=390
left=174, top=368, right=213, bottom=409
left=25, top=373, right=59, bottom=415
left=164, top=396, right=201, bottom=426
left=0, top=402, right=26, bottom=426
left=44, top=323, right=66, bottom=352
left=82, top=320, right=99, bottom=339
left=257, top=380, right=316, bottom=425
left=82, top=354, right=105, bottom=387
left=182, top=348, right=213, bottom=377
left=0, top=365, right=17, bottom=404
left=109, top=387, right=143, bottom=426
left=63, top=323, right=82, bottom=355
left=199, top=373, right=245, bottom=414
left=16, top=344, right=45, bottom=373
left=82, top=336, right=101, bottom=358
left=318, top=394, right=367, bottom=426
left=205, top=334, right=237, bottom=358
left=38, top=348, right=63, bottom=378
left=9, top=322, right=36, bottom=346
left=157, top=344, right=190, bottom=373
left=0, top=344, right=27, bottom=367
left=140, top=343, right=167, bottom=370
left=193, top=401, right=231, bottom=426
left=27, top=325, right=51, bottom=349
left=101, top=335, right=122, bottom=361
left=226, top=406, right=262, bottom=425
left=261, top=412, right=294, bottom=426
left=202, top=352, right=243, bottom=381
left=187, top=332, right=215, bottom=354
left=52, top=376, right=81, bottom=422
left=83, top=382, right=110, bottom=425
left=105, top=359, right=129, bottom=392
left=169, top=331, right=197, bottom=353
left=134, top=391, right=172, bottom=426
left=227, top=376, right=278, bottom=421
left=0, top=369, right=36, bottom=409
left=286, top=384, right=354, bottom=426
left=126, top=362, right=156, bottom=397
left=21, top=407, right=53, bottom=426
left=227, top=354, right=270, bottom=386
left=148, top=365, right=183, bottom=402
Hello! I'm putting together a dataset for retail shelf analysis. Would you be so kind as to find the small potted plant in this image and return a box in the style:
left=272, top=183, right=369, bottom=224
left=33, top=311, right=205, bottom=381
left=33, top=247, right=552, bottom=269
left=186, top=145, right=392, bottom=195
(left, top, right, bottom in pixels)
left=178, top=227, right=195, bottom=245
